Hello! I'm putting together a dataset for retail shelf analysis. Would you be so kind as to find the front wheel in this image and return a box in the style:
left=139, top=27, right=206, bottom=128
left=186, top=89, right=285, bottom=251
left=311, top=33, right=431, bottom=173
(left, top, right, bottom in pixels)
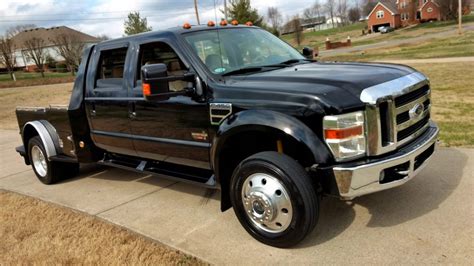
left=230, top=151, right=319, bottom=248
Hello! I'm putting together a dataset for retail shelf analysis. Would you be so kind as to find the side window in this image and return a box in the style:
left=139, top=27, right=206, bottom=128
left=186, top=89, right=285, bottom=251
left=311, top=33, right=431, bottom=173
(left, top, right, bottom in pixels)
left=95, top=47, right=127, bottom=89
left=137, top=42, right=189, bottom=93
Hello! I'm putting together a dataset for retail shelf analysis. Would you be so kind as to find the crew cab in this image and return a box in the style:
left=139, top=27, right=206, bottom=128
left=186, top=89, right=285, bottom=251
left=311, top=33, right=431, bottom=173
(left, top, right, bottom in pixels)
left=15, top=23, right=439, bottom=247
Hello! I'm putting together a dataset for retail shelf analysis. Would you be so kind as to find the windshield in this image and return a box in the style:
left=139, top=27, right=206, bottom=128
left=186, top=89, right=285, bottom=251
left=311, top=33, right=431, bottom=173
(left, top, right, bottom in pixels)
left=183, top=28, right=305, bottom=75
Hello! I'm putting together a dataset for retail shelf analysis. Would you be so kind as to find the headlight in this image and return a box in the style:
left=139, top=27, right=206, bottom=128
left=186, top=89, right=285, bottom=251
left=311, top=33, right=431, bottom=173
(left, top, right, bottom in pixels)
left=323, top=111, right=366, bottom=161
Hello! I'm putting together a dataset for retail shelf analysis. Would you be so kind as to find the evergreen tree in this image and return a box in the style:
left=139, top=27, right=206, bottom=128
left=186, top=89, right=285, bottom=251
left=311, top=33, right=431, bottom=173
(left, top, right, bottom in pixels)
left=226, top=0, right=263, bottom=26
left=124, top=12, right=152, bottom=36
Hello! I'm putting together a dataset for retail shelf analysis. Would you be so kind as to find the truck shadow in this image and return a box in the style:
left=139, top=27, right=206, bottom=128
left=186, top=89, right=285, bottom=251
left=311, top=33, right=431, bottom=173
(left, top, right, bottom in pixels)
left=63, top=163, right=220, bottom=202
left=60, top=148, right=467, bottom=249
left=298, top=148, right=467, bottom=248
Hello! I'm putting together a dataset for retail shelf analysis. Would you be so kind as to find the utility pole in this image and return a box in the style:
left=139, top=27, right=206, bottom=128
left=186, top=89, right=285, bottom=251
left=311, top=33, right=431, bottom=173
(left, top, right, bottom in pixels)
left=458, top=0, right=463, bottom=35
left=224, top=0, right=228, bottom=21
left=194, top=0, right=200, bottom=25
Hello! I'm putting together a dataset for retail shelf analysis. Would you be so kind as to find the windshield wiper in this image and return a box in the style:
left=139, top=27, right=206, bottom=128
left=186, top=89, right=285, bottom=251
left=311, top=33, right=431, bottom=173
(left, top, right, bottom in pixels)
left=221, top=59, right=315, bottom=76
left=221, top=67, right=264, bottom=76
left=262, top=58, right=314, bottom=68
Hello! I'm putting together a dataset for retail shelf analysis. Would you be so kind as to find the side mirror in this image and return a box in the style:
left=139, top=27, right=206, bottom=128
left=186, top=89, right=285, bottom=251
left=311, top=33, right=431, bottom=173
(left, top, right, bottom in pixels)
left=141, top=63, right=195, bottom=101
left=302, top=47, right=314, bottom=60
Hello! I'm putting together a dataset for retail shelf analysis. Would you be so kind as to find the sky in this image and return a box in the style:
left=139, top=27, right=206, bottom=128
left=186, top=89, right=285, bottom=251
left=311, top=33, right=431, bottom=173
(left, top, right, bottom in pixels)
left=0, top=0, right=315, bottom=38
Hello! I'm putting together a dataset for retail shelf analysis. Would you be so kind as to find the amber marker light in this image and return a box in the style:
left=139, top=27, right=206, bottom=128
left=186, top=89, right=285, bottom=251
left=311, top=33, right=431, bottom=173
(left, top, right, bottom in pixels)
left=207, top=21, right=215, bottom=27
left=220, top=19, right=228, bottom=26
left=143, top=83, right=151, bottom=96
left=324, top=126, right=363, bottom=140
left=183, top=22, right=191, bottom=29
left=245, top=21, right=253, bottom=26
left=231, top=20, right=239, bottom=26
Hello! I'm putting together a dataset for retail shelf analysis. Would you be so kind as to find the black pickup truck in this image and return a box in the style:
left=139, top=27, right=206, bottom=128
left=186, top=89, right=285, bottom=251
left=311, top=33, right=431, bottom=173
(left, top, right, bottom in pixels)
left=15, top=23, right=439, bottom=247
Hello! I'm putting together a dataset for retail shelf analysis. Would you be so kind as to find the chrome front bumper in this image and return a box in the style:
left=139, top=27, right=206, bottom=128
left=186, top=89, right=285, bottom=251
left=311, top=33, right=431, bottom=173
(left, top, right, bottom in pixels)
left=332, top=121, right=439, bottom=200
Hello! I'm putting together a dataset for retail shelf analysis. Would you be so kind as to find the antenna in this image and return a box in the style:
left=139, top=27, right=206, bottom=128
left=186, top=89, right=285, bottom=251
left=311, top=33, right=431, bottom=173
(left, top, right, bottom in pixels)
left=194, top=0, right=200, bottom=25
left=214, top=0, right=224, bottom=75
left=224, top=0, right=228, bottom=21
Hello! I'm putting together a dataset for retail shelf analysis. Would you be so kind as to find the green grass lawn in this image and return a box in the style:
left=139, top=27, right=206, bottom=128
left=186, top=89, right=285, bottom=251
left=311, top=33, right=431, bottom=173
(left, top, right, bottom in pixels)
left=323, top=30, right=474, bottom=61
left=0, top=72, right=72, bottom=82
left=0, top=72, right=75, bottom=89
left=282, top=22, right=366, bottom=49
left=412, top=62, right=474, bottom=147
left=406, top=13, right=474, bottom=30
left=283, top=14, right=474, bottom=51
left=351, top=14, right=474, bottom=47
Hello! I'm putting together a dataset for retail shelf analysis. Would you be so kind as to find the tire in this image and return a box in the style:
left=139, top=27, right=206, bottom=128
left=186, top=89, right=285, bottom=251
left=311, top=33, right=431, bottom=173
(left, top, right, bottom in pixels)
left=230, top=151, right=319, bottom=248
left=28, top=136, right=79, bottom=184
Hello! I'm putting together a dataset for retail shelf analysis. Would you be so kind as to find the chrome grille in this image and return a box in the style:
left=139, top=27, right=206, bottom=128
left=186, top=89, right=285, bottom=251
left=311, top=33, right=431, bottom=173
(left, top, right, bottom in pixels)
left=394, top=85, right=431, bottom=145
left=361, top=72, right=432, bottom=156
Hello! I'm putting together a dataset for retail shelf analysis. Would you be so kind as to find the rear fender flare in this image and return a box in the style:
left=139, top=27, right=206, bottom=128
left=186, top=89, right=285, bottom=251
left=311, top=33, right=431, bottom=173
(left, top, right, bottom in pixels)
left=22, top=120, right=61, bottom=160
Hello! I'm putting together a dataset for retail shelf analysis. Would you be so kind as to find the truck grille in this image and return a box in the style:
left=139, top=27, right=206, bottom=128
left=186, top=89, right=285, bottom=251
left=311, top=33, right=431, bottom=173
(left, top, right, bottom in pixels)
left=393, top=85, right=431, bottom=145
left=362, top=72, right=432, bottom=156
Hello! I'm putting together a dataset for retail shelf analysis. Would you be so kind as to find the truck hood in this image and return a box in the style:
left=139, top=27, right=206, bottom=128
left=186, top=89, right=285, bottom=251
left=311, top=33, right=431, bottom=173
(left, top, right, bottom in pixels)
left=217, top=62, right=417, bottom=115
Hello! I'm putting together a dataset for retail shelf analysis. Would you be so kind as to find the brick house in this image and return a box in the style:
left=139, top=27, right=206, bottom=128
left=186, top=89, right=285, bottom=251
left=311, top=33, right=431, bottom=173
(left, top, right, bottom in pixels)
left=368, top=0, right=442, bottom=32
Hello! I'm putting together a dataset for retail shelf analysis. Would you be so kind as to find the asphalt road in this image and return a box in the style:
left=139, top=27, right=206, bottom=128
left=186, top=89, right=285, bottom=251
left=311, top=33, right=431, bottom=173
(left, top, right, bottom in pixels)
left=1, top=129, right=473, bottom=264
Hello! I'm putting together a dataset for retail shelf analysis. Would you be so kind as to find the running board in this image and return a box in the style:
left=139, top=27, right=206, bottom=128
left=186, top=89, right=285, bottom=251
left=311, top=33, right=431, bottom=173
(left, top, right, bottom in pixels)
left=98, top=153, right=217, bottom=188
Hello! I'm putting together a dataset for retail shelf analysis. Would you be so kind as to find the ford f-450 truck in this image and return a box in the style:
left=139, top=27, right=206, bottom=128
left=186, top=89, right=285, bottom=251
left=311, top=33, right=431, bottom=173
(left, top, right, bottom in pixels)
left=15, top=23, right=439, bottom=247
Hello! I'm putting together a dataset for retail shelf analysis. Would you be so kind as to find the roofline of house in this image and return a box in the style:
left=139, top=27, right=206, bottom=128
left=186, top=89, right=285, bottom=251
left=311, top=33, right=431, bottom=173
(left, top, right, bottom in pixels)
left=368, top=2, right=397, bottom=18
left=419, top=0, right=439, bottom=10
left=13, top=41, right=97, bottom=52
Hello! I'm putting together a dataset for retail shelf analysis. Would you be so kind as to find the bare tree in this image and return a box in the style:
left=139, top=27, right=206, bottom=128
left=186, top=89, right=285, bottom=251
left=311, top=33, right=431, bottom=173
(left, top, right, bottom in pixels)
left=313, top=1, right=322, bottom=19
left=326, top=0, right=337, bottom=27
left=290, top=15, right=304, bottom=46
left=0, top=35, right=16, bottom=80
left=337, top=0, right=349, bottom=25
left=96, top=34, right=110, bottom=41
left=303, top=1, right=323, bottom=20
left=23, top=37, right=47, bottom=78
left=362, top=0, right=377, bottom=16
left=348, top=7, right=361, bottom=23
left=438, top=0, right=470, bottom=20
left=303, top=6, right=317, bottom=20
left=267, top=7, right=283, bottom=35
left=6, top=24, right=37, bottom=38
left=51, top=34, right=85, bottom=75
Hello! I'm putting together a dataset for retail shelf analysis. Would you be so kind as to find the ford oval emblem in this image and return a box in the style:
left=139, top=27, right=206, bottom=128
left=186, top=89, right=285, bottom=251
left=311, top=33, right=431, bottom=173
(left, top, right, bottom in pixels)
left=409, top=103, right=424, bottom=119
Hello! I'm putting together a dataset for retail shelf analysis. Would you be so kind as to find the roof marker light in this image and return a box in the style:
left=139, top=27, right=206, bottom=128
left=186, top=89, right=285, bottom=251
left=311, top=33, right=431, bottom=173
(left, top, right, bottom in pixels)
left=245, top=21, right=253, bottom=26
left=183, top=23, right=191, bottom=29
left=208, top=21, right=215, bottom=27
left=220, top=19, right=228, bottom=26
left=231, top=20, right=238, bottom=26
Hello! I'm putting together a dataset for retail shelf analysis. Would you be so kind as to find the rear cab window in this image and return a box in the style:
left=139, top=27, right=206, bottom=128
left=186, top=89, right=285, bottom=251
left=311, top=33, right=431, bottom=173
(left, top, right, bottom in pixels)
left=95, top=47, right=128, bottom=89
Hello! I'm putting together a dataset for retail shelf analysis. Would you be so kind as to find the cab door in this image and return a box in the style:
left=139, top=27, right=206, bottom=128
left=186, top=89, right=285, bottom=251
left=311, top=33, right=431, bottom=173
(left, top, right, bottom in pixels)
left=84, top=44, right=135, bottom=155
left=129, top=41, right=210, bottom=169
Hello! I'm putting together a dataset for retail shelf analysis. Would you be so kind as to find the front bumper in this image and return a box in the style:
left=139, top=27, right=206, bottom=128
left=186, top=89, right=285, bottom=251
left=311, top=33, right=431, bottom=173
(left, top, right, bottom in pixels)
left=331, top=121, right=439, bottom=200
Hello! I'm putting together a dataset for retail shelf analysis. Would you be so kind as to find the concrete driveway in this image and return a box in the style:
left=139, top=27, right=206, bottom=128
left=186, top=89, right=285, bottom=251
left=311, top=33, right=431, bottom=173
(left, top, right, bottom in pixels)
left=1, top=129, right=473, bottom=264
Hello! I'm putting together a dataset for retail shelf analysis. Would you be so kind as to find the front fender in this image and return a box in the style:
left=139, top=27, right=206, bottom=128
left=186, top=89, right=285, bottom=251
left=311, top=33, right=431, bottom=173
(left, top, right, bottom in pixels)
left=210, top=110, right=332, bottom=173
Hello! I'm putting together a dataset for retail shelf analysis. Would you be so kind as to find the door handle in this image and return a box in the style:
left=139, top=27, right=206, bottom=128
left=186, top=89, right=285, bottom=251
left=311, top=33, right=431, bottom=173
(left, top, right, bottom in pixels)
left=90, top=103, right=96, bottom=117
left=129, top=102, right=136, bottom=119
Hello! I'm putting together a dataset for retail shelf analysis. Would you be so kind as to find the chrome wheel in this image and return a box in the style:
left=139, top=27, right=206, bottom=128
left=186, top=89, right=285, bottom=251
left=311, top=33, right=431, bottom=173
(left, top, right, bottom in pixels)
left=31, top=145, right=47, bottom=177
left=241, top=173, right=293, bottom=233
